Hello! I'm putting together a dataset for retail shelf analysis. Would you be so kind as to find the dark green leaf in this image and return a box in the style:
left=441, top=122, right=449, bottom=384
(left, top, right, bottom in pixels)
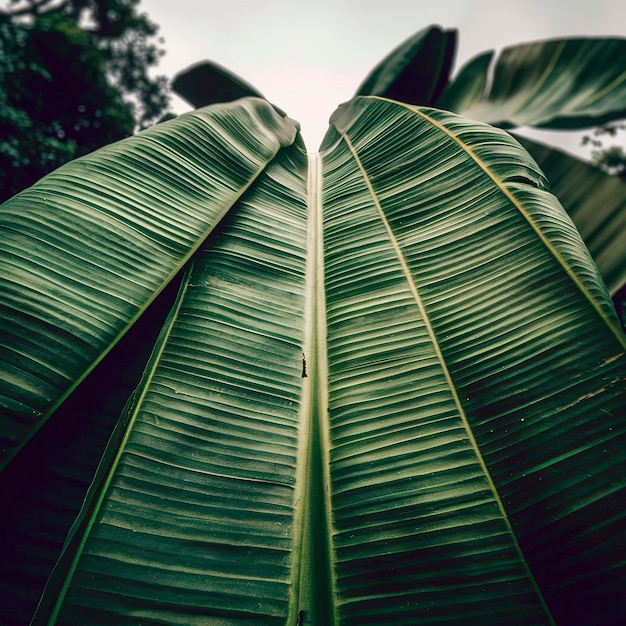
left=436, top=50, right=493, bottom=112
left=0, top=98, right=299, bottom=472
left=34, top=138, right=310, bottom=626
left=355, top=26, right=456, bottom=106
left=516, top=134, right=626, bottom=295
left=323, top=96, right=626, bottom=624
left=443, top=38, right=626, bottom=129
left=172, top=61, right=265, bottom=108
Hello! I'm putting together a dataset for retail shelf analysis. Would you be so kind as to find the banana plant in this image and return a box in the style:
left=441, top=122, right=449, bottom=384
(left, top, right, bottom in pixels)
left=358, top=26, right=626, bottom=317
left=1, top=27, right=626, bottom=626
left=175, top=27, right=626, bottom=322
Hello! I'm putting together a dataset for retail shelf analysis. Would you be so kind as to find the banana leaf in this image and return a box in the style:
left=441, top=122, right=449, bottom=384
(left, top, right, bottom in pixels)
left=1, top=96, right=622, bottom=625
left=320, top=97, right=626, bottom=624
left=0, top=273, right=186, bottom=623
left=435, top=50, right=493, bottom=112
left=0, top=98, right=299, bottom=473
left=172, top=61, right=265, bottom=109
left=355, top=25, right=456, bottom=106
left=438, top=38, right=626, bottom=129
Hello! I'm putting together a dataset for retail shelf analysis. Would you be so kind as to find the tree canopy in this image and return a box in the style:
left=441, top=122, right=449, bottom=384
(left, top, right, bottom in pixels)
left=0, top=0, right=170, bottom=202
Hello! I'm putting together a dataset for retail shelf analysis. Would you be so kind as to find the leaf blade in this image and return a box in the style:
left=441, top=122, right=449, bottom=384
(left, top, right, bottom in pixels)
left=322, top=96, right=626, bottom=623
left=444, top=38, right=626, bottom=129
left=172, top=61, right=265, bottom=108
left=34, top=140, right=311, bottom=625
left=0, top=98, right=298, bottom=471
left=515, top=133, right=626, bottom=294
left=355, top=25, right=456, bottom=106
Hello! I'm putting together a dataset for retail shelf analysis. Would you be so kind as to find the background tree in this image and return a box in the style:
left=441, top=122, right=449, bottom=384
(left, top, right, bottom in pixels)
left=582, top=122, right=626, bottom=180
left=0, top=0, right=170, bottom=202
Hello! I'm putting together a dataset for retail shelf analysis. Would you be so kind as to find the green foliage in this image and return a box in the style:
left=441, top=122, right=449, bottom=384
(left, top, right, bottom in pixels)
left=582, top=123, right=626, bottom=180
left=434, top=37, right=626, bottom=129
left=0, top=14, right=79, bottom=197
left=354, top=25, right=455, bottom=105
left=0, top=0, right=169, bottom=202
left=1, top=24, right=626, bottom=626
left=344, top=28, right=626, bottom=320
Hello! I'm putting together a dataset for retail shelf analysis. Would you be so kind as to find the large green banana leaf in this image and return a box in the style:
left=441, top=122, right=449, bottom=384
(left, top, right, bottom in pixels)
left=437, top=38, right=626, bottom=129
left=351, top=27, right=626, bottom=325
left=2, top=96, right=626, bottom=624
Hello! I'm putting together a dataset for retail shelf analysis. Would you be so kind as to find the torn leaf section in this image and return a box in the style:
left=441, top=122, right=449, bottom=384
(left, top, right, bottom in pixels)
left=442, top=38, right=626, bottom=129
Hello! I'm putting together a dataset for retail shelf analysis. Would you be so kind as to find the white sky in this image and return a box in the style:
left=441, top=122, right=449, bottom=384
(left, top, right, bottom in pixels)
left=145, top=0, right=626, bottom=153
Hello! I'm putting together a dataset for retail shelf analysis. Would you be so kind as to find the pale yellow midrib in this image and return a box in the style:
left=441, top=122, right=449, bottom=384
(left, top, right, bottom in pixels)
left=396, top=97, right=626, bottom=351
left=311, top=151, right=339, bottom=625
left=290, top=153, right=338, bottom=625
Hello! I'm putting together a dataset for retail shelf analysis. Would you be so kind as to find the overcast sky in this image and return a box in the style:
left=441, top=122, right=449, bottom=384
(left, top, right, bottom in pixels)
left=145, top=0, right=626, bottom=152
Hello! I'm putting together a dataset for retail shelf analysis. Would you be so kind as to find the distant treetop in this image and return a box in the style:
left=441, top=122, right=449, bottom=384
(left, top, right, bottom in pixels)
left=0, top=0, right=171, bottom=201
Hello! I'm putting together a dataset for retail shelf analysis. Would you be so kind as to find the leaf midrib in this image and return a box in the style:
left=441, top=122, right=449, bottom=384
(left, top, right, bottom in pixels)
left=403, top=100, right=626, bottom=350
left=289, top=153, right=338, bottom=625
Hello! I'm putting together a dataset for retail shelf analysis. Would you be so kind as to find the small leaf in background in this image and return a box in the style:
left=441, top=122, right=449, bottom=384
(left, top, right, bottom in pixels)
left=355, top=25, right=456, bottom=106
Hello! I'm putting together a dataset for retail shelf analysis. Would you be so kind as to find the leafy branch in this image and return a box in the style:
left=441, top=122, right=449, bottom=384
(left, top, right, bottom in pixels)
left=582, top=122, right=626, bottom=179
